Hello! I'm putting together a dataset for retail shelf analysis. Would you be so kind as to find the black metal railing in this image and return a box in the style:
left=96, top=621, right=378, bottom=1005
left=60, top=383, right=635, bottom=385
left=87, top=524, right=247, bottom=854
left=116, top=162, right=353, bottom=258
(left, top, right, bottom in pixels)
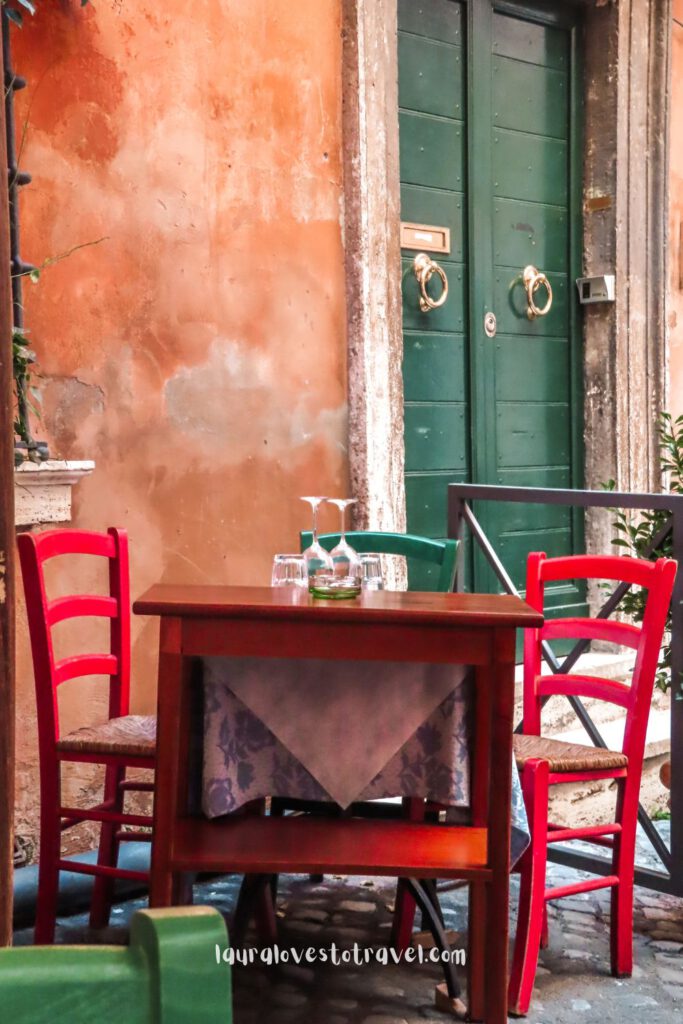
left=449, top=483, right=683, bottom=896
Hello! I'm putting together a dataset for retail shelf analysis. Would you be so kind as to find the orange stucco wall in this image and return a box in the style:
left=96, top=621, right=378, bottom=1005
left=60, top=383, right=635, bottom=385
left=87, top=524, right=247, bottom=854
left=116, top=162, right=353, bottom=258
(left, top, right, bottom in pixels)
left=13, top=1, right=347, bottom=852
left=670, top=3, right=683, bottom=418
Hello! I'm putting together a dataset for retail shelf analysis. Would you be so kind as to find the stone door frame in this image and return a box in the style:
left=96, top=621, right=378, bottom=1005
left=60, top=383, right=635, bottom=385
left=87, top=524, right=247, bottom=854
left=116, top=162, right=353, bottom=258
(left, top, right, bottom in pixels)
left=342, top=0, right=673, bottom=553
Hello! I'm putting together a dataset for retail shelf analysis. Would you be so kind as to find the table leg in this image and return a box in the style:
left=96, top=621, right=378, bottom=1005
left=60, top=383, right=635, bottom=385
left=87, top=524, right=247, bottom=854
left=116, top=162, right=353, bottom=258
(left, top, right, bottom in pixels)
left=150, top=617, right=191, bottom=907
left=467, top=882, right=486, bottom=1022
left=484, top=632, right=515, bottom=1024
left=468, top=658, right=492, bottom=1022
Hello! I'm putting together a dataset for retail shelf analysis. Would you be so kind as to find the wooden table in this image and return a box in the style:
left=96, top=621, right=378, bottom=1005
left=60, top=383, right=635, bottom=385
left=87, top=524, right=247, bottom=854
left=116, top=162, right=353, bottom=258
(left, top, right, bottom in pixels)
left=133, top=585, right=542, bottom=1024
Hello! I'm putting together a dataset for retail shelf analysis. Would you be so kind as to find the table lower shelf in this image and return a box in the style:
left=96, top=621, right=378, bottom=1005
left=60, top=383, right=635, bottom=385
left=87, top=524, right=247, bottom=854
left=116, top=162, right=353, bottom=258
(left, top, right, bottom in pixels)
left=168, top=816, right=491, bottom=879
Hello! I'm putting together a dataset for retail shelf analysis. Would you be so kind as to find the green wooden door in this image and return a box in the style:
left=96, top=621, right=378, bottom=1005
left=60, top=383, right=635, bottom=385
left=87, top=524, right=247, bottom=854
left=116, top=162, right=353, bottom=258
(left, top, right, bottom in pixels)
left=400, top=0, right=584, bottom=618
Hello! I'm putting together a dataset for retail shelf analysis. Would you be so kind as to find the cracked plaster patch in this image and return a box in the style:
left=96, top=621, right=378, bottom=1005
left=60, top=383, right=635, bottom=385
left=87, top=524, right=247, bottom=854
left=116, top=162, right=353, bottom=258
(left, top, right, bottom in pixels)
left=164, top=339, right=346, bottom=460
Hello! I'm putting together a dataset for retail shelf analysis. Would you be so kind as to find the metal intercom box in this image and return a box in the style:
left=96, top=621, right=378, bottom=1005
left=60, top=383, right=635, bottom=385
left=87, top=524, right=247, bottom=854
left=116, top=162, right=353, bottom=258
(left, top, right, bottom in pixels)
left=576, top=275, right=615, bottom=304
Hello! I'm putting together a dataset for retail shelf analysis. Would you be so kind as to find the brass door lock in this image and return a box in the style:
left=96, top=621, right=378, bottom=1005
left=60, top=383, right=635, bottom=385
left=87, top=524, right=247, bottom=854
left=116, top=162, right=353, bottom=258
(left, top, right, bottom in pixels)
left=484, top=312, right=497, bottom=338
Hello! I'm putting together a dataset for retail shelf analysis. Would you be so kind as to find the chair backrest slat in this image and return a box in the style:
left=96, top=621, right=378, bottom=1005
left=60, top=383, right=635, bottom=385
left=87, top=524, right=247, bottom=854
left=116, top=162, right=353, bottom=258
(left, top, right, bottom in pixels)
left=31, top=529, right=118, bottom=561
left=536, top=673, right=632, bottom=709
left=299, top=531, right=458, bottom=592
left=54, top=654, right=120, bottom=687
left=523, top=551, right=677, bottom=768
left=47, top=594, right=119, bottom=627
left=536, top=553, right=658, bottom=588
left=17, top=527, right=131, bottom=749
left=541, top=617, right=641, bottom=650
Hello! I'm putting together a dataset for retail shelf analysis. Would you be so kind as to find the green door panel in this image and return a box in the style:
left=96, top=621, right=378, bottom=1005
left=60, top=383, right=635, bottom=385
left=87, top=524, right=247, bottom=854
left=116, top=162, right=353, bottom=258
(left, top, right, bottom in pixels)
left=399, top=112, right=465, bottom=191
left=492, top=12, right=567, bottom=70
left=493, top=198, right=568, bottom=272
left=483, top=494, right=571, bottom=534
left=399, top=0, right=470, bottom=595
left=495, top=337, right=569, bottom=402
left=493, top=57, right=567, bottom=139
left=398, top=0, right=463, bottom=44
left=493, top=129, right=567, bottom=205
left=496, top=402, right=570, bottom=468
left=399, top=34, right=465, bottom=119
left=496, top=528, right=573, bottom=583
left=405, top=404, right=468, bottom=472
left=403, top=334, right=467, bottom=402
left=496, top=465, right=574, bottom=488
left=401, top=186, right=466, bottom=262
left=402, top=257, right=467, bottom=333
left=406, top=472, right=468, bottom=536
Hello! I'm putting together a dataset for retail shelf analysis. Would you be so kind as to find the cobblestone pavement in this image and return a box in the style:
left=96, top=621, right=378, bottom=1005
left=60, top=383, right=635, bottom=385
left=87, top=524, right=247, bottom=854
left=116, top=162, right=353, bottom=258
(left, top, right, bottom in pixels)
left=13, top=823, right=683, bottom=1023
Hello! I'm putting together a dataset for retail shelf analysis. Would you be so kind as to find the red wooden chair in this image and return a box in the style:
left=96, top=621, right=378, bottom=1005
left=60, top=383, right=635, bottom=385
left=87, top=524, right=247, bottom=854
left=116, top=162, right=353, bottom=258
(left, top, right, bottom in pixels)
left=508, top=552, right=676, bottom=1016
left=18, top=528, right=157, bottom=943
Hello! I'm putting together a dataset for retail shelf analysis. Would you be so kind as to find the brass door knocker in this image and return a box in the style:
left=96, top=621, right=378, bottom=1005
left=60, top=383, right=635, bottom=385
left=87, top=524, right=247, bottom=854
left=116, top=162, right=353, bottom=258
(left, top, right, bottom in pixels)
left=522, top=265, right=553, bottom=320
left=413, top=253, right=449, bottom=312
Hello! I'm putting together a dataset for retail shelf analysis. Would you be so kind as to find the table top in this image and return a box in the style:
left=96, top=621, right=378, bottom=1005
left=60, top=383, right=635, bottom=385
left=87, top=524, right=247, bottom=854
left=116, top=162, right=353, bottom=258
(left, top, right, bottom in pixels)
left=133, top=584, right=543, bottom=628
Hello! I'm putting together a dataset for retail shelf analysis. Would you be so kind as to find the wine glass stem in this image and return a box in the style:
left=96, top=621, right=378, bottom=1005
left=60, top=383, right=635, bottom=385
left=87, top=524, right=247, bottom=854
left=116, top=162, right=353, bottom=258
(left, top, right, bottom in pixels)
left=339, top=505, right=346, bottom=543
left=311, top=502, right=319, bottom=544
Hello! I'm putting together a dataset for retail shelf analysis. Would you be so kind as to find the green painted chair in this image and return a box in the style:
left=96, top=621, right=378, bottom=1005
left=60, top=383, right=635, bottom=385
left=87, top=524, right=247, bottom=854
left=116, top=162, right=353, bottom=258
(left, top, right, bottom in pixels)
left=299, top=531, right=458, bottom=592
left=299, top=531, right=460, bottom=938
left=0, top=908, right=232, bottom=1024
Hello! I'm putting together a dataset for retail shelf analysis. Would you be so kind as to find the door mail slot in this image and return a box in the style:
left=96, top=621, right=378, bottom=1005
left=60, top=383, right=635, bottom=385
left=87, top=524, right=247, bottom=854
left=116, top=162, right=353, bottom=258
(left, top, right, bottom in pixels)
left=400, top=222, right=451, bottom=255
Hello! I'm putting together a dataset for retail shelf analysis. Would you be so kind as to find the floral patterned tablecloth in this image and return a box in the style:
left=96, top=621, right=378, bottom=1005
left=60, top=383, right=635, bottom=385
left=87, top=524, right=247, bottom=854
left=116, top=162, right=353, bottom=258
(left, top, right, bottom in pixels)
left=201, top=656, right=530, bottom=864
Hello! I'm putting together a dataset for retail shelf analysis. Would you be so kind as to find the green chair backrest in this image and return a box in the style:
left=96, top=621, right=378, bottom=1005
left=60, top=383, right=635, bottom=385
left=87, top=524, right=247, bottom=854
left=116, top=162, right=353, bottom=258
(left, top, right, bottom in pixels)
left=0, top=908, right=232, bottom=1024
left=299, top=530, right=458, bottom=592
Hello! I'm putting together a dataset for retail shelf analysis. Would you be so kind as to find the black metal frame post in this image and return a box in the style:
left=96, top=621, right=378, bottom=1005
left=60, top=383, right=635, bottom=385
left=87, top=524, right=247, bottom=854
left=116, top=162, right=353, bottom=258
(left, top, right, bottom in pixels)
left=448, top=483, right=683, bottom=896
left=2, top=10, right=46, bottom=462
left=0, top=10, right=14, bottom=946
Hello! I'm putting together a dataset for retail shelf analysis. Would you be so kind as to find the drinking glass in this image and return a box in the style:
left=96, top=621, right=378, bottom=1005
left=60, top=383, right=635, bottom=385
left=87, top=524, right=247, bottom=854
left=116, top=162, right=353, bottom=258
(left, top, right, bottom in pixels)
left=310, top=498, right=362, bottom=599
left=271, top=554, right=308, bottom=588
left=300, top=496, right=334, bottom=590
left=360, top=553, right=384, bottom=591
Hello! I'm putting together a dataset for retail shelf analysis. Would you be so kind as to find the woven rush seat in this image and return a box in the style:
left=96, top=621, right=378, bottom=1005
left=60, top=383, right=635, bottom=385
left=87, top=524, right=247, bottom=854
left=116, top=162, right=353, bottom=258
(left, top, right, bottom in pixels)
left=57, top=715, right=156, bottom=758
left=513, top=733, right=628, bottom=773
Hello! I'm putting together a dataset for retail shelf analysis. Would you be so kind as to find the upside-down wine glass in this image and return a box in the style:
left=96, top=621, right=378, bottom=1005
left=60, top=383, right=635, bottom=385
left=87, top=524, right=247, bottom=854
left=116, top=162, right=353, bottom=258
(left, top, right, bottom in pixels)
left=317, top=497, right=362, bottom=599
left=300, top=496, right=334, bottom=591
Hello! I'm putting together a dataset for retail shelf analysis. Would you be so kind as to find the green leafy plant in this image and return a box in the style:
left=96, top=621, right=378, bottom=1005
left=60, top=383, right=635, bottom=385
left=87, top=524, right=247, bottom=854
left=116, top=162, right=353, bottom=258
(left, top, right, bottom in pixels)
left=12, top=326, right=41, bottom=462
left=604, top=411, right=682, bottom=693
